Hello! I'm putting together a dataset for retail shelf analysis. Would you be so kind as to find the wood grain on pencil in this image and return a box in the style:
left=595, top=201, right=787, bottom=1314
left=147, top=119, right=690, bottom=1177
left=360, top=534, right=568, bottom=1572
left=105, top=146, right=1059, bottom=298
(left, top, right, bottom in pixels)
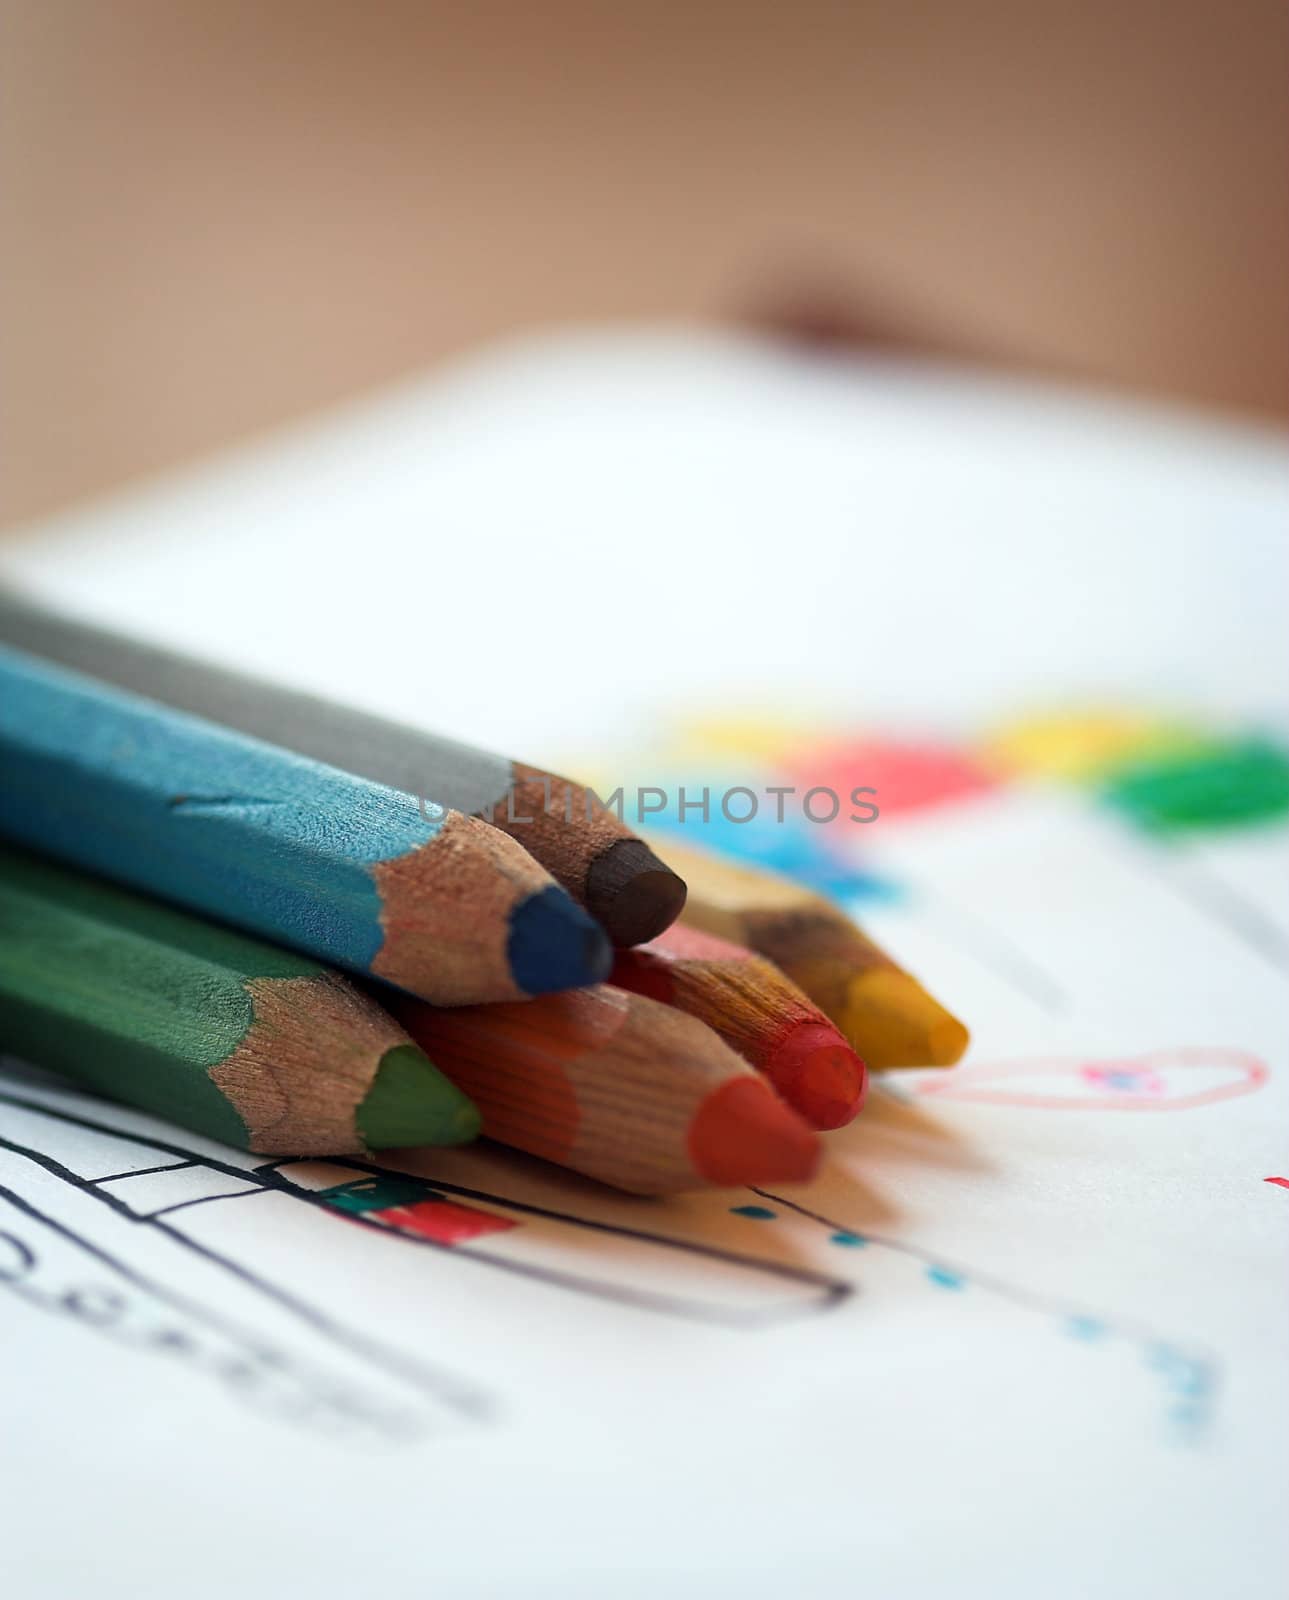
left=612, top=922, right=867, bottom=1129
left=0, top=845, right=479, bottom=1154
left=649, top=837, right=969, bottom=1069
left=0, top=643, right=611, bottom=1004
left=0, top=589, right=687, bottom=946
left=388, top=985, right=821, bottom=1195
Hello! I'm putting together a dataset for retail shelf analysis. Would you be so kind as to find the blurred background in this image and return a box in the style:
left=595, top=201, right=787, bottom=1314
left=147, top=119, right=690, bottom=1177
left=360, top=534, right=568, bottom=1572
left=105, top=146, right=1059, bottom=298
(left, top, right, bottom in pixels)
left=3, top=0, right=1286, bottom=530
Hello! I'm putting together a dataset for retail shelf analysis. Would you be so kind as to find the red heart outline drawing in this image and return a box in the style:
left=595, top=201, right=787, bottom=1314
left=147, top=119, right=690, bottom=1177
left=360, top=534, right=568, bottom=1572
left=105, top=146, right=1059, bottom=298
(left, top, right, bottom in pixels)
left=913, top=1048, right=1268, bottom=1112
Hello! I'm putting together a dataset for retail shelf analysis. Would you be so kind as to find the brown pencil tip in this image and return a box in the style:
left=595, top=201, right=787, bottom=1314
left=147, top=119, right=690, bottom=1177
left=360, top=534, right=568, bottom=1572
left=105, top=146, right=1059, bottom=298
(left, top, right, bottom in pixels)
left=688, top=1075, right=821, bottom=1187
left=585, top=838, right=688, bottom=947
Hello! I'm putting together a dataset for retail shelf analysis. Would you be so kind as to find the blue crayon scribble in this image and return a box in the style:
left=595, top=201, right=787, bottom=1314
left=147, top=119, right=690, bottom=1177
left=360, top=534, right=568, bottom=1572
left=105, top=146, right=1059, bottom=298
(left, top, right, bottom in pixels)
left=751, top=1186, right=1221, bottom=1443
left=1065, top=1316, right=1108, bottom=1341
left=925, top=1265, right=965, bottom=1290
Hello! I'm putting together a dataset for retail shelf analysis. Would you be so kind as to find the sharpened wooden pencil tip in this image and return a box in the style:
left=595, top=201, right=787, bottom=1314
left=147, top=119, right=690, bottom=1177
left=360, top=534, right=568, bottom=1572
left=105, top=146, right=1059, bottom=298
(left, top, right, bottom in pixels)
left=357, top=1043, right=482, bottom=1149
left=687, top=1076, right=821, bottom=1187
left=766, top=1021, right=868, bottom=1130
left=842, top=970, right=970, bottom=1069
left=507, top=885, right=613, bottom=994
left=584, top=838, right=688, bottom=947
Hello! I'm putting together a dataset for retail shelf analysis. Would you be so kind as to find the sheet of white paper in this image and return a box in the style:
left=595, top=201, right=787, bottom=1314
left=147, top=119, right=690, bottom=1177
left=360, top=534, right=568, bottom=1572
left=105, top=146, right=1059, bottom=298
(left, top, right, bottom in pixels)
left=1, top=329, right=1286, bottom=1599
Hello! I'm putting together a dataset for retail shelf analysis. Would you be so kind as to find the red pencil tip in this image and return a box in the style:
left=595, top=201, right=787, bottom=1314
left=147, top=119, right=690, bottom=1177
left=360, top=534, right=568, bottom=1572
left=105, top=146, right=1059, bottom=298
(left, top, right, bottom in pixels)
left=688, top=1076, right=822, bottom=1187
left=765, top=1021, right=868, bottom=1131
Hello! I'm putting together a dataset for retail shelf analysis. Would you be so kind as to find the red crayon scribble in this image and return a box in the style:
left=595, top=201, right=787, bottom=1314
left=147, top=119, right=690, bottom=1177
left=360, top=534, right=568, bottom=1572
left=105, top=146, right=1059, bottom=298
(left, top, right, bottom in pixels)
left=785, top=736, right=995, bottom=821
left=1265, top=1177, right=1289, bottom=1190
left=913, top=1048, right=1268, bottom=1112
left=378, top=1199, right=518, bottom=1246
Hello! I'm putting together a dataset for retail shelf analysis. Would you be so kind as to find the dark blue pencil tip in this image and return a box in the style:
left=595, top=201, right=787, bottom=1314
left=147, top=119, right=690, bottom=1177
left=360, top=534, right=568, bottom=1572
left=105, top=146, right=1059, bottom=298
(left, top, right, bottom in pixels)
left=507, top=885, right=613, bottom=995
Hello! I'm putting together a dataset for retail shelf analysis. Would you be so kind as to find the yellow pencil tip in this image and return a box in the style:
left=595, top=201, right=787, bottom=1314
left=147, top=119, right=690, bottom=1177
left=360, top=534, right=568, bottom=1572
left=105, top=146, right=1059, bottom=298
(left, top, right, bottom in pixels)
left=840, top=969, right=969, bottom=1069
left=927, top=1013, right=971, bottom=1067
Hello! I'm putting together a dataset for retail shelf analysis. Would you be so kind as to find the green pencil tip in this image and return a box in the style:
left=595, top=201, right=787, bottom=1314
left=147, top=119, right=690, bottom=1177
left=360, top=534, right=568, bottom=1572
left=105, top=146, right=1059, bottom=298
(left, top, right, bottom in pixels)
left=358, top=1043, right=482, bottom=1149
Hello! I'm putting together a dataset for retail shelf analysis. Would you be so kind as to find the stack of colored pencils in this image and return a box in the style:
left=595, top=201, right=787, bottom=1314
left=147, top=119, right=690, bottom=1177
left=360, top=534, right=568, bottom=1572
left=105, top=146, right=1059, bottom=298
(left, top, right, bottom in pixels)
left=0, top=590, right=968, bottom=1194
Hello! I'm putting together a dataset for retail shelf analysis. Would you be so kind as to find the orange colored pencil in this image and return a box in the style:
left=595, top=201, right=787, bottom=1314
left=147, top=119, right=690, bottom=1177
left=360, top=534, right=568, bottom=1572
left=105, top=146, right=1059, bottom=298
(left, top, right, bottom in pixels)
left=386, top=985, right=821, bottom=1195
left=611, top=923, right=867, bottom=1131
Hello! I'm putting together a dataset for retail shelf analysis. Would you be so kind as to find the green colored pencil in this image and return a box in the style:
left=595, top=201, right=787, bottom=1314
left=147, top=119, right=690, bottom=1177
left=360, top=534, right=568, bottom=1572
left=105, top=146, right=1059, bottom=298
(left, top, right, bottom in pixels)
left=0, top=845, right=481, bottom=1155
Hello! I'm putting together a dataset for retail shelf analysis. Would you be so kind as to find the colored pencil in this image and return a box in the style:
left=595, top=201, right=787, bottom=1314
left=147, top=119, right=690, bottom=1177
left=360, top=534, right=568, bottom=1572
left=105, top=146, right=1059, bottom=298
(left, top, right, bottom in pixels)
left=647, top=838, right=970, bottom=1069
left=0, top=589, right=687, bottom=946
left=611, top=923, right=867, bottom=1130
left=0, top=644, right=611, bottom=1003
left=0, top=845, right=480, bottom=1154
left=386, top=985, right=822, bottom=1194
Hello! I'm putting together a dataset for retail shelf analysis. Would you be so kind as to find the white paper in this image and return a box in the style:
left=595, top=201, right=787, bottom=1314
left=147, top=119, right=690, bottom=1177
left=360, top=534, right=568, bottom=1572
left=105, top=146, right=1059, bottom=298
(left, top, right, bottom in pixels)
left=1, top=329, right=1286, bottom=1599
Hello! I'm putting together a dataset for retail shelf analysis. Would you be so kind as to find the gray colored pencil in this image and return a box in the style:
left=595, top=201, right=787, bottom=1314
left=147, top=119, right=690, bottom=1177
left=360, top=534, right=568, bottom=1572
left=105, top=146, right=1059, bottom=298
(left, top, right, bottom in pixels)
left=0, top=588, right=686, bottom=946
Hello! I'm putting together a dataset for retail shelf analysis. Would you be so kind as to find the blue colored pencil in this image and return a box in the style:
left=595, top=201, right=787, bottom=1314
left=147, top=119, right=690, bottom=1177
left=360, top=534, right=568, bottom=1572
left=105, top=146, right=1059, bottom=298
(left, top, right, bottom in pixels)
left=0, top=644, right=612, bottom=1003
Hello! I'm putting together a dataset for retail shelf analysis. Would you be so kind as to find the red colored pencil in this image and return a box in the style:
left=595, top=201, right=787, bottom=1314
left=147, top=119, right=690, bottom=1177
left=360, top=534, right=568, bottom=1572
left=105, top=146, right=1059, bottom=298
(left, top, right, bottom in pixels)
left=387, top=984, right=821, bottom=1195
left=612, top=923, right=867, bottom=1130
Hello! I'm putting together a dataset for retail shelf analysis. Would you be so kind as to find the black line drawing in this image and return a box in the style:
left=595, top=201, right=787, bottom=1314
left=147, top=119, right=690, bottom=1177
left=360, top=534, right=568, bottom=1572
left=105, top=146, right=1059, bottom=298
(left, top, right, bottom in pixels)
left=0, top=1086, right=849, bottom=1325
left=0, top=1076, right=1221, bottom=1444
left=0, top=1124, right=494, bottom=1439
left=0, top=1180, right=465, bottom=1440
left=0, top=1081, right=852, bottom=1437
